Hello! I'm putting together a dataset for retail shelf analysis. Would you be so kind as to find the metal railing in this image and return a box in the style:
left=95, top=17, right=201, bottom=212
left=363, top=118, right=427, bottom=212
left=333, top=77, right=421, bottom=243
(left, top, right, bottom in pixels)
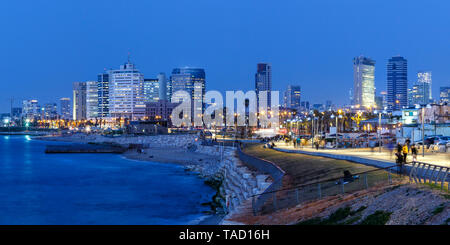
left=236, top=145, right=285, bottom=215
left=408, top=161, right=450, bottom=190
left=250, top=165, right=402, bottom=215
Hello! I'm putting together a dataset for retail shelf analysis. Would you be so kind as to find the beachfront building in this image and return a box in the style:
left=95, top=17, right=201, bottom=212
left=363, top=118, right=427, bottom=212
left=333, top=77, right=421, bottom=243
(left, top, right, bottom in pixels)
left=97, top=72, right=110, bottom=118
left=73, top=82, right=87, bottom=120
left=60, top=98, right=71, bottom=120
left=108, top=62, right=146, bottom=120
left=170, top=67, right=205, bottom=121
left=22, top=99, right=40, bottom=120
left=353, top=56, right=376, bottom=110
left=145, top=100, right=180, bottom=123
left=42, top=103, right=58, bottom=119
left=144, top=78, right=160, bottom=103
left=86, top=81, right=99, bottom=119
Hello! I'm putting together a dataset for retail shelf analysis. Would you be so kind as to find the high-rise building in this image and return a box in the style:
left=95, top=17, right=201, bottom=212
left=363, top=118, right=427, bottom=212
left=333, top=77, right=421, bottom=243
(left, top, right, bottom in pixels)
left=387, top=56, right=408, bottom=111
left=353, top=56, right=375, bottom=109
left=283, top=85, right=301, bottom=110
left=170, top=67, right=206, bottom=119
left=11, top=107, right=22, bottom=121
left=86, top=81, right=99, bottom=119
left=440, top=86, right=450, bottom=103
left=255, top=63, right=272, bottom=110
left=380, top=91, right=388, bottom=109
left=73, top=82, right=87, bottom=120
left=22, top=100, right=40, bottom=120
left=60, top=98, right=71, bottom=120
left=42, top=103, right=58, bottom=119
left=408, top=82, right=430, bottom=106
left=144, top=78, right=160, bottom=102
left=97, top=72, right=110, bottom=118
left=109, top=62, right=146, bottom=120
left=300, top=101, right=310, bottom=112
left=417, top=71, right=432, bottom=103
left=157, top=73, right=169, bottom=101
left=375, top=96, right=384, bottom=110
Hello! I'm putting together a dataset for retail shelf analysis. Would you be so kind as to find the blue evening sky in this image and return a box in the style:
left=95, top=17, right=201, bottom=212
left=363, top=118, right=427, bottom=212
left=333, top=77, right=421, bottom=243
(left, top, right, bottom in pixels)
left=1, top=0, right=449, bottom=112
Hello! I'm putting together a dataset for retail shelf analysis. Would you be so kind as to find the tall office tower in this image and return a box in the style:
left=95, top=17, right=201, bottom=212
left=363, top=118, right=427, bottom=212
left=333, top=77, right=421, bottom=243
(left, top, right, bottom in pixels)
left=60, top=98, right=71, bottom=120
left=300, top=101, right=310, bottom=112
left=22, top=99, right=40, bottom=120
left=380, top=91, right=388, bottom=109
left=440, top=86, right=450, bottom=103
left=408, top=83, right=429, bottom=106
left=170, top=67, right=206, bottom=119
left=353, top=56, right=375, bottom=109
left=73, top=82, right=87, bottom=120
left=97, top=72, right=110, bottom=118
left=42, top=103, right=58, bottom=119
left=387, top=56, right=408, bottom=111
left=11, top=107, right=22, bottom=121
left=417, top=71, right=432, bottom=103
left=86, top=81, right=99, bottom=119
left=283, top=85, right=301, bottom=110
left=144, top=78, right=160, bottom=102
left=375, top=96, right=384, bottom=110
left=348, top=88, right=354, bottom=105
left=325, top=100, right=332, bottom=110
left=255, top=63, right=272, bottom=110
left=109, top=62, right=145, bottom=120
left=157, top=73, right=168, bottom=101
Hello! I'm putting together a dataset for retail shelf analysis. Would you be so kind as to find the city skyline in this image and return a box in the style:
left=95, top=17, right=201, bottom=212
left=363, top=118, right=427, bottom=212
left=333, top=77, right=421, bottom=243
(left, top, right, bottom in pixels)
left=1, top=0, right=450, bottom=112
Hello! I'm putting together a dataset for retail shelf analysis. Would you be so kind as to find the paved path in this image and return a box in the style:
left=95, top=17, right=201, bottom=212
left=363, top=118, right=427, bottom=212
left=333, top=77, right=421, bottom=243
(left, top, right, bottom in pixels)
left=274, top=142, right=450, bottom=168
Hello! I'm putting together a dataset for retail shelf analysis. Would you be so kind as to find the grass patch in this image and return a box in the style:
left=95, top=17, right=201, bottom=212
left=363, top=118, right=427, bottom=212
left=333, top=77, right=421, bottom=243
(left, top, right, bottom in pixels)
left=296, top=217, right=323, bottom=225
left=343, top=215, right=362, bottom=225
left=350, top=206, right=367, bottom=215
left=432, top=204, right=445, bottom=215
left=441, top=194, right=450, bottom=199
left=296, top=207, right=352, bottom=225
left=360, top=211, right=392, bottom=225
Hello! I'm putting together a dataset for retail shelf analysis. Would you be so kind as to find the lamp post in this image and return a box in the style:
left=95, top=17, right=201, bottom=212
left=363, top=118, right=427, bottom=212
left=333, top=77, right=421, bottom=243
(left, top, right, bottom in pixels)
left=416, top=104, right=431, bottom=157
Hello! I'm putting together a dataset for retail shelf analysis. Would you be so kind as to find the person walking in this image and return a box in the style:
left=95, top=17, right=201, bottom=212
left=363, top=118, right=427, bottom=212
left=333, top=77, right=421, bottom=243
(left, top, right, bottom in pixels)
left=411, top=144, right=418, bottom=162
left=402, top=143, right=408, bottom=164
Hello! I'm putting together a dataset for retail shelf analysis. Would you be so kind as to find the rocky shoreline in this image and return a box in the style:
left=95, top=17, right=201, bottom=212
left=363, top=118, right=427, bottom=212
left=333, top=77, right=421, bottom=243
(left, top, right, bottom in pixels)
left=34, top=133, right=273, bottom=225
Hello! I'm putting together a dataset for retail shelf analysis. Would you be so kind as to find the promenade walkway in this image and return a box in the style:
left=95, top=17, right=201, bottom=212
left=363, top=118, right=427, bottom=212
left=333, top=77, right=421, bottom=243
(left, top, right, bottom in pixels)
left=274, top=142, right=450, bottom=168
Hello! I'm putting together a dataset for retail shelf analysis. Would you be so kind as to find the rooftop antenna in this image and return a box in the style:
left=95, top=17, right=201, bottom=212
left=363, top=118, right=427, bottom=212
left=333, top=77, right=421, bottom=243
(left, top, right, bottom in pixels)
left=127, top=50, right=131, bottom=63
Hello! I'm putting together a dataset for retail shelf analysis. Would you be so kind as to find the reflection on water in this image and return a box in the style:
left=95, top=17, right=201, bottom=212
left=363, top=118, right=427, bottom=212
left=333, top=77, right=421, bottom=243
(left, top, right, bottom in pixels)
left=0, top=135, right=215, bottom=225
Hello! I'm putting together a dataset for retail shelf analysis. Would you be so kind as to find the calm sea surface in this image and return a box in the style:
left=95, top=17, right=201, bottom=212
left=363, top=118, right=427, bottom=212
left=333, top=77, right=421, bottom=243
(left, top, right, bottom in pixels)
left=0, top=135, right=215, bottom=224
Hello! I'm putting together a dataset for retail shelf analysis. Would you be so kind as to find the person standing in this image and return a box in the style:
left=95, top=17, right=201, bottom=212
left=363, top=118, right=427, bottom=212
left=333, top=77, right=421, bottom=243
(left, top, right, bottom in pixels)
left=402, top=144, right=408, bottom=164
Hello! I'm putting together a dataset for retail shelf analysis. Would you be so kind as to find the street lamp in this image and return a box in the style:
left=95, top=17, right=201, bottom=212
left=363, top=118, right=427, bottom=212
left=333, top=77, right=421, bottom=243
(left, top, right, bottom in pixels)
left=416, top=104, right=432, bottom=157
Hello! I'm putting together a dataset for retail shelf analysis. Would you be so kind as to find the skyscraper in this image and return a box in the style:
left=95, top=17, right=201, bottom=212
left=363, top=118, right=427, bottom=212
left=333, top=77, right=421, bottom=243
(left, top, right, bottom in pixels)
left=387, top=56, right=408, bottom=111
left=86, top=81, right=99, bottom=119
left=440, top=86, right=450, bottom=103
left=144, top=78, right=160, bottom=102
left=170, top=67, right=206, bottom=119
left=73, top=82, right=87, bottom=120
left=109, top=62, right=146, bottom=120
left=157, top=72, right=168, bottom=101
left=283, top=85, right=301, bottom=109
left=42, top=103, right=58, bottom=119
left=60, top=98, right=71, bottom=120
left=22, top=99, right=40, bottom=120
left=97, top=72, right=109, bottom=118
left=255, top=63, right=272, bottom=110
left=417, top=71, right=432, bottom=102
left=353, top=56, right=375, bottom=109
